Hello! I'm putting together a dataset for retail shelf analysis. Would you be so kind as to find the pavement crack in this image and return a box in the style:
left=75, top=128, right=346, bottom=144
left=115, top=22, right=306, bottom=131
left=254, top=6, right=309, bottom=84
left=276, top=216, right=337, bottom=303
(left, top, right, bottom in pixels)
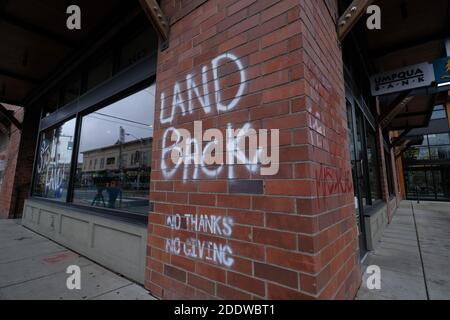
left=411, top=202, right=430, bottom=300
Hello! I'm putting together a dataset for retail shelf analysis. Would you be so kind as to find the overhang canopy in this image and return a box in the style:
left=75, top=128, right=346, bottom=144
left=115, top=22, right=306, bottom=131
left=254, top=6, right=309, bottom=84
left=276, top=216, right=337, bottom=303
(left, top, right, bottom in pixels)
left=0, top=0, right=141, bottom=107
left=364, top=0, right=450, bottom=131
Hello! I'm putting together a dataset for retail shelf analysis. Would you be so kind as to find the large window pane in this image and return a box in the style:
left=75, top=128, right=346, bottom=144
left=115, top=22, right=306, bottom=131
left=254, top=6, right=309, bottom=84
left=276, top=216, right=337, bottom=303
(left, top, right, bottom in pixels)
left=33, top=119, right=76, bottom=201
left=73, top=85, right=155, bottom=216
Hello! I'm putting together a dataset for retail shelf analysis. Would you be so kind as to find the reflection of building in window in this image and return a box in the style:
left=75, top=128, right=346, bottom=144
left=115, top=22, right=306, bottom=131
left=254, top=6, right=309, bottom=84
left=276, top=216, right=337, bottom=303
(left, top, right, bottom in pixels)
left=81, top=138, right=152, bottom=173
left=74, top=138, right=153, bottom=215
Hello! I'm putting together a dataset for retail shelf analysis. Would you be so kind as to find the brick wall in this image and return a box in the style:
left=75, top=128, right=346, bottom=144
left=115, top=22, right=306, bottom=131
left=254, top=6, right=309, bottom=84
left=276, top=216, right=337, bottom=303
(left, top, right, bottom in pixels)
left=10, top=104, right=42, bottom=219
left=146, top=0, right=361, bottom=299
left=0, top=105, right=23, bottom=219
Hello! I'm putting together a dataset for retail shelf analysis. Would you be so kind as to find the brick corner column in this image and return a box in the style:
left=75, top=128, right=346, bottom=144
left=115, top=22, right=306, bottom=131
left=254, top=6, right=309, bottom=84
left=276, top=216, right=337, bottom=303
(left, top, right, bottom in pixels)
left=146, top=0, right=361, bottom=300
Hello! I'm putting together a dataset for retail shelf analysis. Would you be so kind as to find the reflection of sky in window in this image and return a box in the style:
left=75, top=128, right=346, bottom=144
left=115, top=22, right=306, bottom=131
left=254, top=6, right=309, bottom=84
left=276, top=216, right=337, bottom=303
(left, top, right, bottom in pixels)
left=78, top=85, right=155, bottom=159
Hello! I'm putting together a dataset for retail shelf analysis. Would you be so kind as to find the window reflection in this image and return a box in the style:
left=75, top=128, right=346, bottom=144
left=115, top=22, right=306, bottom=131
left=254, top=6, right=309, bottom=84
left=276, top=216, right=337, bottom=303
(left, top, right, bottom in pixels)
left=33, top=119, right=76, bottom=201
left=73, top=85, right=155, bottom=216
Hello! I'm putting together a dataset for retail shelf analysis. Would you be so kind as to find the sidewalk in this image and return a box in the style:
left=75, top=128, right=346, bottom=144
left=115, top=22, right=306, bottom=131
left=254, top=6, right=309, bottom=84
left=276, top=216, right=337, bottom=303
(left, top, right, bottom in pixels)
left=0, top=220, right=155, bottom=300
left=357, top=201, right=450, bottom=300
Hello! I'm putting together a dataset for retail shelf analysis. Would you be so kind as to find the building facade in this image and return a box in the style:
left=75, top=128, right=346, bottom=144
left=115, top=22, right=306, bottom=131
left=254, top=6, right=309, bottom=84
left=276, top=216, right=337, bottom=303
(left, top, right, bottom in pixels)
left=0, top=0, right=449, bottom=300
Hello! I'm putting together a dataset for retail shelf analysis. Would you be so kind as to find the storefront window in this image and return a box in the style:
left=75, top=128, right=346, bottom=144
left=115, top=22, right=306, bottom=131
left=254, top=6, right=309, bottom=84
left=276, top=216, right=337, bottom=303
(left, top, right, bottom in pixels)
left=72, top=85, right=155, bottom=215
left=33, top=119, right=76, bottom=201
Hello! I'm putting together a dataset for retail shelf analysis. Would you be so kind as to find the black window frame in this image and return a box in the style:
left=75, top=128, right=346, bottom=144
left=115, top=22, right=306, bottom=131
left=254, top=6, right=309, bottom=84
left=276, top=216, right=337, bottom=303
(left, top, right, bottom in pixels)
left=30, top=54, right=157, bottom=224
left=345, top=81, right=383, bottom=209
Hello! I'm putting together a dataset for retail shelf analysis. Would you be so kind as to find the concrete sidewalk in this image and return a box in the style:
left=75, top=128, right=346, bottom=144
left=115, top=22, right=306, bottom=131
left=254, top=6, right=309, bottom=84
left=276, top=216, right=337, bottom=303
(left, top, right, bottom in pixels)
left=357, top=201, right=450, bottom=300
left=0, top=220, right=156, bottom=300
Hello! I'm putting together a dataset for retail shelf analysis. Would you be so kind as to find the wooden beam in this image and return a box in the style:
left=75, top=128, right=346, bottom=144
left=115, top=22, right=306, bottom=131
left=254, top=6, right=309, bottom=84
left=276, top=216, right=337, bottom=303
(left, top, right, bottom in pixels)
left=0, top=103, right=22, bottom=131
left=379, top=91, right=414, bottom=129
left=391, top=128, right=412, bottom=147
left=395, top=139, right=411, bottom=157
left=139, top=0, right=169, bottom=43
left=338, top=0, right=374, bottom=41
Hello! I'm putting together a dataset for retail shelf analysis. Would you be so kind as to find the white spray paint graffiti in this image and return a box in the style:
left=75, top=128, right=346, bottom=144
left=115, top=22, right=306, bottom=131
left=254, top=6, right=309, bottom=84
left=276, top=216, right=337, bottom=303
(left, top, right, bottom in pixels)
left=159, top=53, right=280, bottom=180
left=160, top=53, right=246, bottom=124
left=165, top=214, right=235, bottom=267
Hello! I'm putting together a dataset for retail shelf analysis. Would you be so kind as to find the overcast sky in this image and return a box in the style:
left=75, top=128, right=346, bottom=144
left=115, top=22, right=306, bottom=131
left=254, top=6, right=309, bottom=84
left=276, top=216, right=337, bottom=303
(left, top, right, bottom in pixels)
left=78, top=85, right=155, bottom=159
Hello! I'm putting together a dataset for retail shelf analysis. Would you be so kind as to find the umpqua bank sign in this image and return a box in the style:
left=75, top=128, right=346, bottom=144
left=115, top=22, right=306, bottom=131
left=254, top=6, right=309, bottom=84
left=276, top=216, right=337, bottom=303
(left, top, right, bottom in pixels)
left=370, top=62, right=436, bottom=96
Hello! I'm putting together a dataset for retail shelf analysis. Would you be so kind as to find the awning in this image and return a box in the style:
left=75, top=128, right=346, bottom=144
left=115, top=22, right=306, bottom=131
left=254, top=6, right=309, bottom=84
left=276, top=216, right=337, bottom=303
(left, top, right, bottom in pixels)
left=0, top=0, right=141, bottom=107
left=364, top=0, right=450, bottom=130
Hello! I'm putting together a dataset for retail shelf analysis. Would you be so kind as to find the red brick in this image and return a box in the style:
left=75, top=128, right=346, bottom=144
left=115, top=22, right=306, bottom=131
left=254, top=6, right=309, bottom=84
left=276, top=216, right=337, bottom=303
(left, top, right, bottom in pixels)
left=261, top=21, right=301, bottom=48
left=196, top=262, right=226, bottom=283
left=253, top=228, right=297, bottom=250
left=189, top=193, right=217, bottom=206
left=267, top=283, right=314, bottom=300
left=217, top=195, right=251, bottom=209
left=227, top=271, right=265, bottom=297
left=188, top=273, right=216, bottom=295
left=254, top=262, right=298, bottom=289
left=217, top=284, right=252, bottom=300
left=266, top=247, right=320, bottom=274
left=164, top=265, right=187, bottom=282
left=252, top=196, right=295, bottom=213
left=198, top=181, right=228, bottom=193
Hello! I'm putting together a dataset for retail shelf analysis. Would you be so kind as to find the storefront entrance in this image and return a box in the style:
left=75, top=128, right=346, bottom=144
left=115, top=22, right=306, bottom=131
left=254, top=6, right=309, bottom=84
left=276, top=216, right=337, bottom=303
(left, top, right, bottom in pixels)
left=405, top=165, right=450, bottom=201
left=345, top=81, right=386, bottom=258
left=346, top=96, right=368, bottom=258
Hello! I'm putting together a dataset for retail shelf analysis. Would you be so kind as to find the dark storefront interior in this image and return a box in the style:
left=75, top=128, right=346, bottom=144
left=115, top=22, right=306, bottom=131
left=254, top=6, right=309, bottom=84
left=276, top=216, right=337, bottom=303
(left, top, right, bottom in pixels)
left=403, top=106, right=450, bottom=201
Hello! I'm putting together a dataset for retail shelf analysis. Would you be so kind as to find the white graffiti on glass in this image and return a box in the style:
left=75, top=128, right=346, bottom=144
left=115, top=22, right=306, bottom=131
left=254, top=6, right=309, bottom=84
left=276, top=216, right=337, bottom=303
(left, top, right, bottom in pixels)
left=37, top=139, right=66, bottom=196
left=165, top=214, right=234, bottom=267
left=159, top=53, right=280, bottom=180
